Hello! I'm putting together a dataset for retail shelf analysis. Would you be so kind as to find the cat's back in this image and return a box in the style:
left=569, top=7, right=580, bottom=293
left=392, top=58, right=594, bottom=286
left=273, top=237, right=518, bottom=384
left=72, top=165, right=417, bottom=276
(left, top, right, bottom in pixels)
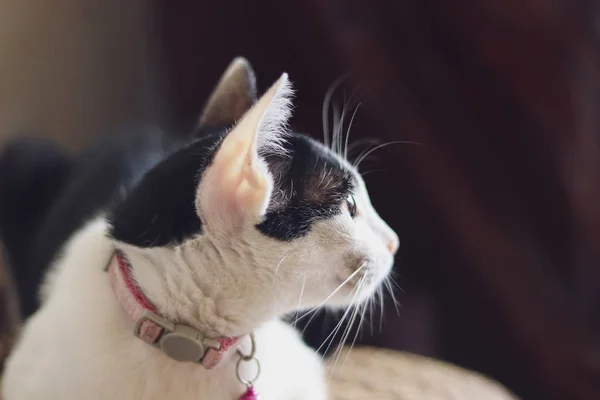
left=0, top=126, right=180, bottom=316
left=31, top=127, right=180, bottom=257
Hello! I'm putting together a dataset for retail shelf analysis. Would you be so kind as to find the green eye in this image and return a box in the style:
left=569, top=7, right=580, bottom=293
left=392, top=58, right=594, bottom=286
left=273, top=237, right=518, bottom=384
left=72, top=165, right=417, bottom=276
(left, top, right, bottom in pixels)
left=346, top=195, right=357, bottom=218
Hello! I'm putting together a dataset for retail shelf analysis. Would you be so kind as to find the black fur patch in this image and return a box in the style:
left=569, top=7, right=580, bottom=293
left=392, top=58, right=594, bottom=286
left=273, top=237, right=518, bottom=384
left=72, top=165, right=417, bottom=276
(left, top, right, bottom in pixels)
left=109, top=133, right=224, bottom=247
left=257, top=135, right=355, bottom=241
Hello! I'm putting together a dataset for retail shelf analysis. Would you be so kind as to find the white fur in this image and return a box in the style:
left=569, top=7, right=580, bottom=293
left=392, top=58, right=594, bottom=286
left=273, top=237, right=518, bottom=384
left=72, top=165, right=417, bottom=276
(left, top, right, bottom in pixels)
left=2, top=73, right=398, bottom=399
left=2, top=219, right=327, bottom=399
left=255, top=73, right=293, bottom=157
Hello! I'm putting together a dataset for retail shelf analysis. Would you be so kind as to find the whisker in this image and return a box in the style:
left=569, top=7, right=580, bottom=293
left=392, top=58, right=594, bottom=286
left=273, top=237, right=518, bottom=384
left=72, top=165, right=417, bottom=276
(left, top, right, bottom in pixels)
left=331, top=102, right=341, bottom=153
left=354, top=140, right=423, bottom=169
left=322, top=75, right=348, bottom=149
left=292, top=263, right=366, bottom=326
left=274, top=252, right=291, bottom=276
left=337, top=99, right=346, bottom=157
left=385, top=277, right=401, bottom=316
left=343, top=296, right=369, bottom=368
left=317, top=302, right=353, bottom=357
left=352, top=142, right=380, bottom=167
left=332, top=279, right=365, bottom=358
left=299, top=307, right=324, bottom=336
left=343, top=103, right=362, bottom=161
left=368, top=288, right=374, bottom=336
left=299, top=266, right=365, bottom=336
left=329, top=276, right=367, bottom=376
left=361, top=297, right=370, bottom=337
left=291, top=277, right=307, bottom=328
left=301, top=287, right=356, bottom=335
left=317, top=279, right=364, bottom=358
left=323, top=277, right=364, bottom=351
left=378, top=284, right=385, bottom=333
left=337, top=88, right=360, bottom=158
left=359, top=169, right=385, bottom=178
left=336, top=88, right=352, bottom=157
left=389, top=275, right=405, bottom=293
left=347, top=138, right=380, bottom=157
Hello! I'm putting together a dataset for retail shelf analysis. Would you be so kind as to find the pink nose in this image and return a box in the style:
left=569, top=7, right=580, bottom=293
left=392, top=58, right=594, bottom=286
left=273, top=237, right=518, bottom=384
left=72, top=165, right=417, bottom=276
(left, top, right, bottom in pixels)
left=387, top=237, right=399, bottom=255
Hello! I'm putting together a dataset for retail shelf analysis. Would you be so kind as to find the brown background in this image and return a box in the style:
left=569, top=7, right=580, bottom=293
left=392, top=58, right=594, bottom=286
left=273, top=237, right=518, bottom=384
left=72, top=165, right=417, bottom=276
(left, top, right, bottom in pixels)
left=0, top=1, right=599, bottom=399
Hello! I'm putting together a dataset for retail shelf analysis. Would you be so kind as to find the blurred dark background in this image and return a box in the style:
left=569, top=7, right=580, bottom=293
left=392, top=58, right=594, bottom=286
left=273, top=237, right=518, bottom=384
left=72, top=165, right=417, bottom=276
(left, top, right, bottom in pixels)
left=1, top=1, right=599, bottom=399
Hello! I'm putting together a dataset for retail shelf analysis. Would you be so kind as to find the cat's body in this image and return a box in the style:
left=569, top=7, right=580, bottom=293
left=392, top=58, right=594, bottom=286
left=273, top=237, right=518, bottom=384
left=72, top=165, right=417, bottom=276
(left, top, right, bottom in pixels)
left=3, top=218, right=325, bottom=399
left=0, top=59, right=398, bottom=399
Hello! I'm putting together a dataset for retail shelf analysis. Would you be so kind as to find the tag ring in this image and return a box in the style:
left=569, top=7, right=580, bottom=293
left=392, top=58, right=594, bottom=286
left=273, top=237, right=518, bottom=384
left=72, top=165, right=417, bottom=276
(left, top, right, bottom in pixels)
left=236, top=332, right=256, bottom=361
left=235, top=333, right=260, bottom=387
left=236, top=357, right=261, bottom=387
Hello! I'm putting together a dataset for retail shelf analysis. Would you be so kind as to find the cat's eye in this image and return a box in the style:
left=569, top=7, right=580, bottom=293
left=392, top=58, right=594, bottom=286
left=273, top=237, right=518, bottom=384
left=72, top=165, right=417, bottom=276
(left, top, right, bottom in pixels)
left=346, top=195, right=357, bottom=218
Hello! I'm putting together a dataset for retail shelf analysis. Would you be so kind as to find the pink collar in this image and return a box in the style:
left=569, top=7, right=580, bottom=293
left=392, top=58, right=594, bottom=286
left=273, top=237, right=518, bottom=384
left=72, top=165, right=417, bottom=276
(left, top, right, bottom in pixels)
left=107, top=251, right=239, bottom=368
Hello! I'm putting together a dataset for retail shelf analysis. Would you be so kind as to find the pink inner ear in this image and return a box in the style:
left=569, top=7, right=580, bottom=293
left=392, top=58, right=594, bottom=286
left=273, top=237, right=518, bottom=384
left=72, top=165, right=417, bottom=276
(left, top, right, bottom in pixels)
left=196, top=150, right=271, bottom=228
left=195, top=73, right=292, bottom=227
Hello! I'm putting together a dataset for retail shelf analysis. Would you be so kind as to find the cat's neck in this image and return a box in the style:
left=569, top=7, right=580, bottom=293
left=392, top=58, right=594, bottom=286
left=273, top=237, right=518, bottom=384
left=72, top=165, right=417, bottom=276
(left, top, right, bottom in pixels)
left=115, top=238, right=282, bottom=340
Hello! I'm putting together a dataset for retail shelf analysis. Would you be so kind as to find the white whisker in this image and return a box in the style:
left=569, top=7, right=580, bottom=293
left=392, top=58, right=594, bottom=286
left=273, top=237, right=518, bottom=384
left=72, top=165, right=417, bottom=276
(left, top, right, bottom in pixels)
left=389, top=275, right=405, bottom=293
left=378, top=284, right=385, bottom=333
left=368, top=287, right=374, bottom=335
left=322, top=75, right=347, bottom=149
left=336, top=95, right=349, bottom=157
left=274, top=252, right=291, bottom=275
left=317, top=302, right=354, bottom=357
left=343, top=103, right=361, bottom=161
left=385, top=277, right=401, bottom=316
left=347, top=138, right=380, bottom=157
left=343, top=296, right=369, bottom=368
left=292, top=263, right=366, bottom=326
left=332, top=102, right=341, bottom=154
left=359, top=169, right=385, bottom=178
left=354, top=140, right=423, bottom=169
left=291, top=277, right=307, bottom=328
left=317, top=277, right=365, bottom=360
left=329, top=276, right=367, bottom=376
left=299, top=306, right=323, bottom=336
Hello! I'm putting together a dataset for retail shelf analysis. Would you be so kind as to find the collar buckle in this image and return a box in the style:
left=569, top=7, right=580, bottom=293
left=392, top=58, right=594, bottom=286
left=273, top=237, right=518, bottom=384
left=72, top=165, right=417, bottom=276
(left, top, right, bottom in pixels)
left=133, top=310, right=221, bottom=364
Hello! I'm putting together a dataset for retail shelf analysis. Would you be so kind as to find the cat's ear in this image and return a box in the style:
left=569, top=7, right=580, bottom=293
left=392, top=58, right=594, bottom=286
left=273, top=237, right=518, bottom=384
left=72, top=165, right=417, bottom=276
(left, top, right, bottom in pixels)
left=196, top=73, right=293, bottom=228
left=198, top=57, right=257, bottom=128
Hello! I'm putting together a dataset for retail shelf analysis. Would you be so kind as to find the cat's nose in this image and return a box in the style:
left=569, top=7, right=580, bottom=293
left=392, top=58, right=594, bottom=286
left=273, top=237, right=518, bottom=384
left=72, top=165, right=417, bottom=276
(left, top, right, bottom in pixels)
left=387, top=237, right=399, bottom=255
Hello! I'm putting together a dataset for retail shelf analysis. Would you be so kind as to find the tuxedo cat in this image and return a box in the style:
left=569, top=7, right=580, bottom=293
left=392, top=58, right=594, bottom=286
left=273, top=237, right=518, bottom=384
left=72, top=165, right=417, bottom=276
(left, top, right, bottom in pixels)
left=0, top=58, right=398, bottom=399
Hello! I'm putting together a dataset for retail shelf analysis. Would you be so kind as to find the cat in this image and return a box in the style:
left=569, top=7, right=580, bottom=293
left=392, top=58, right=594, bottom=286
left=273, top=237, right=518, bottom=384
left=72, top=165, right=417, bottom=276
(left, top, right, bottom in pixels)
left=0, top=57, right=399, bottom=399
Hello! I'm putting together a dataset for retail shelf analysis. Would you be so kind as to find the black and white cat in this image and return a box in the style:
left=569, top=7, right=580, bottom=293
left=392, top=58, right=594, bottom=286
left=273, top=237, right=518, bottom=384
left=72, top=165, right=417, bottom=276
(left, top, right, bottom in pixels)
left=0, top=58, right=398, bottom=399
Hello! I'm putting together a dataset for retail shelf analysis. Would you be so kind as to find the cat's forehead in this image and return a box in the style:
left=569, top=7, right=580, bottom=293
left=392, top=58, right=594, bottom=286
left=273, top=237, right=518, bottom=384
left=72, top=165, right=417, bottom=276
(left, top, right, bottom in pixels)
left=268, top=135, right=355, bottom=199
left=256, top=134, right=357, bottom=241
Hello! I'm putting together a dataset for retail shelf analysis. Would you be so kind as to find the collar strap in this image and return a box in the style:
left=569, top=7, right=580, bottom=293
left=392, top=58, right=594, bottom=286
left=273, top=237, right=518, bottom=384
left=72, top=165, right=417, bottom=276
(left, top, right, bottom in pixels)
left=108, top=251, right=239, bottom=368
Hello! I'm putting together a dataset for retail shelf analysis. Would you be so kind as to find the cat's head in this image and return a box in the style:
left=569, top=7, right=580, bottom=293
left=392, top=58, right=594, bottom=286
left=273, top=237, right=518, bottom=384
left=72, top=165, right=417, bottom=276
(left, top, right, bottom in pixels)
left=110, top=58, right=398, bottom=336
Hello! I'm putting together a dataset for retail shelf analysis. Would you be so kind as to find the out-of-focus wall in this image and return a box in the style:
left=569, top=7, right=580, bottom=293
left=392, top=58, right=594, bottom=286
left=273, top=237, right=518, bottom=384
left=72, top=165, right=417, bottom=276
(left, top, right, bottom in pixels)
left=0, top=0, right=162, bottom=150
